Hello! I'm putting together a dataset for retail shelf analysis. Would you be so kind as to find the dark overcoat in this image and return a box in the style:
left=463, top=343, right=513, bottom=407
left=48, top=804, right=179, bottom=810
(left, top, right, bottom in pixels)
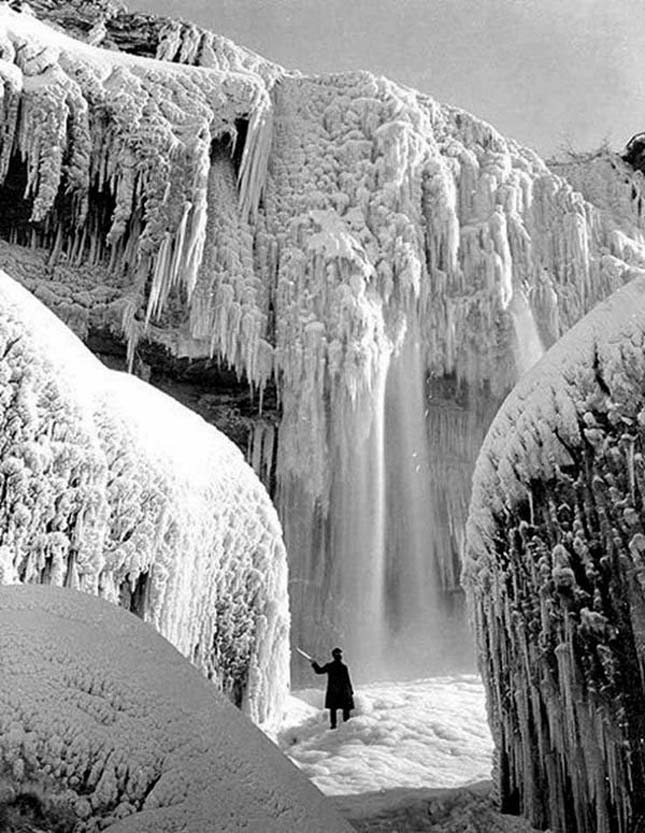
left=312, top=659, right=355, bottom=710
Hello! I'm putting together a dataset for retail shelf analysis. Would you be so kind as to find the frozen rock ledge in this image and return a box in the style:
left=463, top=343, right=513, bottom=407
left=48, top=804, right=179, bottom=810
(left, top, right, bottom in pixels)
left=464, top=273, right=645, bottom=833
left=0, top=270, right=289, bottom=733
left=0, top=584, right=352, bottom=833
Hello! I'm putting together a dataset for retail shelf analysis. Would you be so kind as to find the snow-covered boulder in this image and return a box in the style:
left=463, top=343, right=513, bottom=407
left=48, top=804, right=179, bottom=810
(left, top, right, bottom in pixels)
left=464, top=273, right=645, bottom=833
left=0, top=270, right=289, bottom=732
left=0, top=584, right=351, bottom=833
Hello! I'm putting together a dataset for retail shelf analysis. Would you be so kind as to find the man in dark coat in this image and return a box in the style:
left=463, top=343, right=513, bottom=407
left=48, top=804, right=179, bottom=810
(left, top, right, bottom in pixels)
left=311, top=647, right=355, bottom=729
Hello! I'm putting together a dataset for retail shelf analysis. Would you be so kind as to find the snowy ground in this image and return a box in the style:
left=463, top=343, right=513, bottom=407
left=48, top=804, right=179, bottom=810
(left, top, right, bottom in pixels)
left=278, top=675, right=542, bottom=832
left=279, top=674, right=493, bottom=794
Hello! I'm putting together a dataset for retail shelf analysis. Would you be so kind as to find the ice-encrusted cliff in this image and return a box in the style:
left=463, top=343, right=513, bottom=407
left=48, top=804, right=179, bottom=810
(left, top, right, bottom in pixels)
left=0, top=270, right=289, bottom=733
left=1, top=2, right=645, bottom=673
left=464, top=274, right=645, bottom=833
left=0, top=584, right=351, bottom=833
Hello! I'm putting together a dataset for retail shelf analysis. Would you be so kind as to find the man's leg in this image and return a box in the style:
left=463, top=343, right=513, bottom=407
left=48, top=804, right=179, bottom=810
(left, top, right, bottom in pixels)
left=342, top=708, right=351, bottom=723
left=329, top=709, right=337, bottom=729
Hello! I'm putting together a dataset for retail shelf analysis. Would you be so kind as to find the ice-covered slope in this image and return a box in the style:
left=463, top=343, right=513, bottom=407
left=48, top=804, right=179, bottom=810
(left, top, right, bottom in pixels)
left=464, top=273, right=645, bottom=833
left=1, top=2, right=645, bottom=671
left=0, top=270, right=289, bottom=732
left=0, top=584, right=351, bottom=833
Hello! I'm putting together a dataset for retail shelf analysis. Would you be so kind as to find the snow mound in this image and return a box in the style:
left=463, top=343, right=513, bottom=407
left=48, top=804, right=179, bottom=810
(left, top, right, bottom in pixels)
left=0, top=584, right=351, bottom=833
left=464, top=273, right=645, bottom=833
left=0, top=270, right=289, bottom=732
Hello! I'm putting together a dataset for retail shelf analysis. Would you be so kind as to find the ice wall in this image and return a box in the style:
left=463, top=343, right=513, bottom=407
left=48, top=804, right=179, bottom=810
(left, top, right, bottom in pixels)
left=0, top=270, right=289, bottom=733
left=1, top=4, right=645, bottom=679
left=464, top=273, right=645, bottom=833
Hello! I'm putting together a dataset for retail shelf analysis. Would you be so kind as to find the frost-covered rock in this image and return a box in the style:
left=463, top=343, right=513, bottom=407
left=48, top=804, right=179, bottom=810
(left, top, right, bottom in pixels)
left=0, top=584, right=351, bottom=833
left=2, top=1, right=645, bottom=669
left=464, top=273, right=645, bottom=833
left=0, top=270, right=289, bottom=733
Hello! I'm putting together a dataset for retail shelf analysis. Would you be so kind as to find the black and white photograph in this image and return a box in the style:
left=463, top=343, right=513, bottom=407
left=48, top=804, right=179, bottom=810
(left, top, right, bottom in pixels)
left=0, top=1, right=643, bottom=831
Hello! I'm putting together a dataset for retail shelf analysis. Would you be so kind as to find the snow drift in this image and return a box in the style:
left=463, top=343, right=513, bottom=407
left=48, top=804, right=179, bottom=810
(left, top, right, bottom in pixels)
left=464, top=272, right=645, bottom=833
left=0, top=270, right=289, bottom=732
left=0, top=584, right=350, bottom=833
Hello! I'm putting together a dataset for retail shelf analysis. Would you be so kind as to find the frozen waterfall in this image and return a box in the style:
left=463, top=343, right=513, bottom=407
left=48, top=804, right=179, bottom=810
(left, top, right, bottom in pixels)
left=289, top=299, right=547, bottom=684
left=289, top=323, right=478, bottom=682
left=1, top=4, right=644, bottom=691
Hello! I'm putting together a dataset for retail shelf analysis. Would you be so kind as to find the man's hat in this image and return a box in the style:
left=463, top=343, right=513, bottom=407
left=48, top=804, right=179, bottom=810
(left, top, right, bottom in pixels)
left=331, top=647, right=343, bottom=657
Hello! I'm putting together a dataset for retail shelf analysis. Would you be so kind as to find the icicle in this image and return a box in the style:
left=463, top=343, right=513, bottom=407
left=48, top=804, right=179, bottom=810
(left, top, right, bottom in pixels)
left=121, top=296, right=139, bottom=372
left=155, top=20, right=183, bottom=62
left=0, top=55, right=22, bottom=179
left=247, top=421, right=276, bottom=486
left=177, top=23, right=203, bottom=65
left=238, top=90, right=273, bottom=223
left=181, top=130, right=211, bottom=299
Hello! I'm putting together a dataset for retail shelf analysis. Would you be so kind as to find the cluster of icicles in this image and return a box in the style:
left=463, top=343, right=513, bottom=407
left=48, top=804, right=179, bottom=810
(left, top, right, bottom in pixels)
left=0, top=270, right=290, bottom=734
left=4, top=1, right=645, bottom=677
left=465, top=275, right=645, bottom=833
left=0, top=7, right=274, bottom=370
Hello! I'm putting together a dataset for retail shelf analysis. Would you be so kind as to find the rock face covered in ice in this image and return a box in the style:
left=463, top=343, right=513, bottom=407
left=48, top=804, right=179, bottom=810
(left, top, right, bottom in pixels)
left=0, top=270, right=289, bottom=732
left=0, top=584, right=351, bottom=833
left=464, top=274, right=645, bottom=833
left=1, top=2, right=645, bottom=672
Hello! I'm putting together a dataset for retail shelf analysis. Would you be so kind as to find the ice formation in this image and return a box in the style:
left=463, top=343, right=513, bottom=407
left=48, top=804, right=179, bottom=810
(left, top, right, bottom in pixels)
left=1, top=2, right=645, bottom=675
left=0, top=584, right=351, bottom=833
left=0, top=269, right=289, bottom=733
left=464, top=273, right=645, bottom=833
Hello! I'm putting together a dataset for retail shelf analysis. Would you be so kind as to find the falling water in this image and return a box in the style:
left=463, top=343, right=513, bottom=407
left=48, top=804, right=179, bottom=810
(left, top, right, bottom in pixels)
left=384, top=329, right=437, bottom=638
left=322, top=322, right=476, bottom=682
left=330, top=352, right=391, bottom=680
left=381, top=325, right=475, bottom=678
left=510, top=288, right=545, bottom=377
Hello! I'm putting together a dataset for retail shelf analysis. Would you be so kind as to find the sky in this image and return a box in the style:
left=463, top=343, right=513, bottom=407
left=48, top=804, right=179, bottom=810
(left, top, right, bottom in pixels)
left=129, top=0, right=645, bottom=159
